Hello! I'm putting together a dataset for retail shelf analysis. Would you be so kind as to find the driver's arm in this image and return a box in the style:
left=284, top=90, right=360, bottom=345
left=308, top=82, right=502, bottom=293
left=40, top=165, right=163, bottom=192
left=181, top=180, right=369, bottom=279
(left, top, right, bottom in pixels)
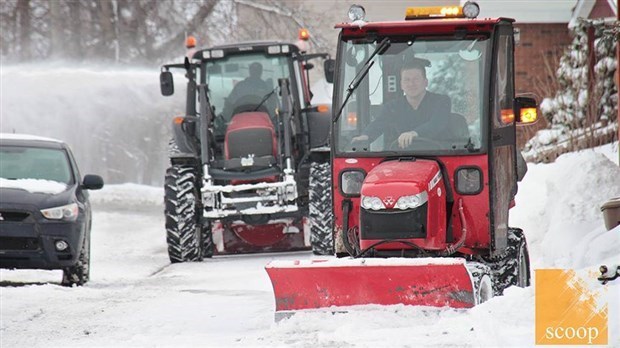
left=353, top=115, right=383, bottom=143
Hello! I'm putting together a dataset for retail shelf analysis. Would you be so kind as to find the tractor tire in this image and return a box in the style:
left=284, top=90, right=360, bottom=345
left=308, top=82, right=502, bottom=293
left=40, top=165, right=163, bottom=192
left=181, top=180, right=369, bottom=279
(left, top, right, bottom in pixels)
left=165, top=165, right=203, bottom=263
left=466, top=262, right=494, bottom=305
left=484, top=228, right=531, bottom=295
left=309, top=161, right=333, bottom=255
left=61, top=230, right=90, bottom=287
left=201, top=221, right=214, bottom=259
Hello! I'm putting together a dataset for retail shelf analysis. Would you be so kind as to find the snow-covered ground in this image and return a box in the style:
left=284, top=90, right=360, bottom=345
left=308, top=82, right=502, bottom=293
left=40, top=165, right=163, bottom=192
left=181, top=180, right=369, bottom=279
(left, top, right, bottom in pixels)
left=1, top=143, right=619, bottom=347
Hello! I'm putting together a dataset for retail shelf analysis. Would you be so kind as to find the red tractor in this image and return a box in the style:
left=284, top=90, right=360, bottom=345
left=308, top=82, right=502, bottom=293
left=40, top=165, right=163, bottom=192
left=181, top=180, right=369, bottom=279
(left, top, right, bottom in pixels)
left=266, top=2, right=539, bottom=317
left=159, top=35, right=335, bottom=262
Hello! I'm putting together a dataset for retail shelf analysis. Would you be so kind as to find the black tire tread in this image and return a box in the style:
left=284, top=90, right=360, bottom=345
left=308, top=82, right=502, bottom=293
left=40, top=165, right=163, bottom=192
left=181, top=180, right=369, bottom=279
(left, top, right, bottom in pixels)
left=165, top=165, right=202, bottom=263
left=483, top=228, right=530, bottom=295
left=309, top=161, right=333, bottom=255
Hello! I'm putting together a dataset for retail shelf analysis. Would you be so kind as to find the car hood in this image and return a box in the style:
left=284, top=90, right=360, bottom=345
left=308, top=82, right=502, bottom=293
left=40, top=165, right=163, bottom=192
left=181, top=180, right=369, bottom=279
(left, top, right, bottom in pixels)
left=0, top=186, right=76, bottom=209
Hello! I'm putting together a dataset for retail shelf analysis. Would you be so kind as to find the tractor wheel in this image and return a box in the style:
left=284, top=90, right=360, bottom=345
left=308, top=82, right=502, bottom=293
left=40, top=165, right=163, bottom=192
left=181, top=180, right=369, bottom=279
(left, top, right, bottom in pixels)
left=484, top=228, right=531, bottom=295
left=164, top=165, right=203, bottom=263
left=466, top=262, right=494, bottom=305
left=201, top=221, right=214, bottom=258
left=61, top=230, right=90, bottom=287
left=309, top=161, right=333, bottom=255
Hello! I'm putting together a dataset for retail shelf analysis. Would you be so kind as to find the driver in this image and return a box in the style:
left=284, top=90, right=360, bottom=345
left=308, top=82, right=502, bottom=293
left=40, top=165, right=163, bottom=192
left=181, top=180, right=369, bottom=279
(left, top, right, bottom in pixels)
left=223, top=62, right=272, bottom=118
left=352, top=58, right=451, bottom=149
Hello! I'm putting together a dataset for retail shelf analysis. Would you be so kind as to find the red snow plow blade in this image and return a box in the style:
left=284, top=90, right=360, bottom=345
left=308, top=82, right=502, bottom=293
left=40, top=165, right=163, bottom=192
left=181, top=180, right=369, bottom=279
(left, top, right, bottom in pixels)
left=265, top=258, right=477, bottom=316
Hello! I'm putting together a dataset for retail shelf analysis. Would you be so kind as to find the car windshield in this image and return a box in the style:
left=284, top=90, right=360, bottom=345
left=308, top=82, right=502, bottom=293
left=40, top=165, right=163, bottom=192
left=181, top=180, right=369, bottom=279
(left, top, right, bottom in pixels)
left=0, top=146, right=73, bottom=184
left=205, top=53, right=291, bottom=136
left=335, top=36, right=489, bottom=155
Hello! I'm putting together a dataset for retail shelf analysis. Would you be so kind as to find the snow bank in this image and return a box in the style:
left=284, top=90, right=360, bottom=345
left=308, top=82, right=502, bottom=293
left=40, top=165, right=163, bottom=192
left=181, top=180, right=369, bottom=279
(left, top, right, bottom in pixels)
left=89, top=183, right=163, bottom=210
left=510, top=149, right=620, bottom=269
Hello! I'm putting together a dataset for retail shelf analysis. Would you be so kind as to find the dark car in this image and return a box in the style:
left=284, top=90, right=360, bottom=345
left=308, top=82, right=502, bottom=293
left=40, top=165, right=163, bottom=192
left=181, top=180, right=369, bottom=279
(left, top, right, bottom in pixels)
left=0, top=134, right=103, bottom=286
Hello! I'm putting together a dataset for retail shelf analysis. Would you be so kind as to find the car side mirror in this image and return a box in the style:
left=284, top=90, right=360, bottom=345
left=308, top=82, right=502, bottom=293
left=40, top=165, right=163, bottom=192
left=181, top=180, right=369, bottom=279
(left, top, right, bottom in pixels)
left=82, top=174, right=104, bottom=190
left=514, top=96, right=538, bottom=124
left=324, top=59, right=335, bottom=84
left=160, top=71, right=174, bottom=96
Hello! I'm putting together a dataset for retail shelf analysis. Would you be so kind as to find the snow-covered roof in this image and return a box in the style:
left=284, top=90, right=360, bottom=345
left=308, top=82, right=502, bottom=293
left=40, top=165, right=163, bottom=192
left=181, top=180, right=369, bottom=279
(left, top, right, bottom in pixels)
left=462, top=0, right=576, bottom=24
left=0, top=133, right=63, bottom=143
left=569, top=0, right=618, bottom=27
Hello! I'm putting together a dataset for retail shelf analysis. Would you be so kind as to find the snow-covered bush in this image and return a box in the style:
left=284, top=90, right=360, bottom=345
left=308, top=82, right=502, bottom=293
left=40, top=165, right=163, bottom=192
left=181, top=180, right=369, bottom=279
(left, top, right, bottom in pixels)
left=525, top=18, right=618, bottom=161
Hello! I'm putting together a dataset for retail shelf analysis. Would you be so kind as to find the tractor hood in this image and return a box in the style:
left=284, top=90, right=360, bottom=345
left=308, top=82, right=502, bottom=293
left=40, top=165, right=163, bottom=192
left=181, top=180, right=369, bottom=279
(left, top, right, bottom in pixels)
left=361, top=159, right=441, bottom=199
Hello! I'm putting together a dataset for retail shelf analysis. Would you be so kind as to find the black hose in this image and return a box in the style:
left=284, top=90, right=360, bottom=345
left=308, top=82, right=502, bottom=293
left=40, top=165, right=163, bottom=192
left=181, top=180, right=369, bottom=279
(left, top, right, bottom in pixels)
left=438, top=198, right=467, bottom=257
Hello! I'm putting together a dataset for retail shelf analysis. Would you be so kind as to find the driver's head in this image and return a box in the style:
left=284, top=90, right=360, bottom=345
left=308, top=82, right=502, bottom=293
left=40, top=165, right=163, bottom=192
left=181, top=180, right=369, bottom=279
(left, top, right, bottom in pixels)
left=249, top=62, right=263, bottom=79
left=400, top=58, right=429, bottom=99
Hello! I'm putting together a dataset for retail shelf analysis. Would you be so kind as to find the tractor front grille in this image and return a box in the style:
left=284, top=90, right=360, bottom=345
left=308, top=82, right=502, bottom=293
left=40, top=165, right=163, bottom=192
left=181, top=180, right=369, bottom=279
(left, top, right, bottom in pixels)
left=360, top=203, right=428, bottom=240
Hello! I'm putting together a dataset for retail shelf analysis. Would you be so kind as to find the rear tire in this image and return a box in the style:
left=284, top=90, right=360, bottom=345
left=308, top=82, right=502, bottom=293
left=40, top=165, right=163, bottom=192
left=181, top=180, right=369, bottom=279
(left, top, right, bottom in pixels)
left=484, top=228, right=531, bottom=295
left=165, top=165, right=203, bottom=263
left=467, top=263, right=494, bottom=305
left=309, top=161, right=333, bottom=255
left=61, top=231, right=90, bottom=287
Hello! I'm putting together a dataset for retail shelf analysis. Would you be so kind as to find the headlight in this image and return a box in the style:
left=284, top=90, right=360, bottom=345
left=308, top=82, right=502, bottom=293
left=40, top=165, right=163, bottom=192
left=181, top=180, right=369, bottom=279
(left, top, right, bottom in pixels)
left=340, top=170, right=365, bottom=196
left=455, top=167, right=482, bottom=194
left=348, top=4, right=366, bottom=22
left=395, top=191, right=428, bottom=210
left=41, top=203, right=79, bottom=221
left=361, top=196, right=385, bottom=210
left=462, top=1, right=480, bottom=19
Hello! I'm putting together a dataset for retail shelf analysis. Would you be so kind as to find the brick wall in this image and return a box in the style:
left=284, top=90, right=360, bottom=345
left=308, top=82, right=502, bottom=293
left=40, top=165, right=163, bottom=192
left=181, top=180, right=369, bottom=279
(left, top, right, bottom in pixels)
left=514, top=23, right=572, bottom=97
left=514, top=23, right=571, bottom=148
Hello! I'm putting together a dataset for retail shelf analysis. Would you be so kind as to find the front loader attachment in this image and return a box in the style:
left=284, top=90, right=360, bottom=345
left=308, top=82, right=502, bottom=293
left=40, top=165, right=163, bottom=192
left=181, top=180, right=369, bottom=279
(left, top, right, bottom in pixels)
left=266, top=258, right=486, bottom=318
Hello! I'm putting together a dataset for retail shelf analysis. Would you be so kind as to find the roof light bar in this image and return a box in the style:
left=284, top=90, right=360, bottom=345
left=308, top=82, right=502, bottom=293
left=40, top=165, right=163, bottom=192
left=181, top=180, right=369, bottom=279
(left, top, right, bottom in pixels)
left=405, top=5, right=463, bottom=20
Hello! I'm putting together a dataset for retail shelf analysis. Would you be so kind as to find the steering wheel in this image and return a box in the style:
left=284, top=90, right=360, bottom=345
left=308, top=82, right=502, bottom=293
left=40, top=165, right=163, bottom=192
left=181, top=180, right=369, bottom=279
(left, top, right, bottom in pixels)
left=389, top=136, right=444, bottom=151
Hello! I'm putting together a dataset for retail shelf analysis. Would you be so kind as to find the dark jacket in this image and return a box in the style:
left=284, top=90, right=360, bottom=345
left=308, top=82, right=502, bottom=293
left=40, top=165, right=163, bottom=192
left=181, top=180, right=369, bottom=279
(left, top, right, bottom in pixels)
left=363, top=91, right=452, bottom=143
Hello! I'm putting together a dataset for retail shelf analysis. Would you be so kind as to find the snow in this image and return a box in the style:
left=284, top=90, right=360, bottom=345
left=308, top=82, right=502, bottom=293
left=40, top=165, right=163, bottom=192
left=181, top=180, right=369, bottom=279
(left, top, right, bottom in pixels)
left=0, top=133, right=63, bottom=143
left=0, top=178, right=67, bottom=194
left=268, top=257, right=465, bottom=268
left=1, top=146, right=619, bottom=347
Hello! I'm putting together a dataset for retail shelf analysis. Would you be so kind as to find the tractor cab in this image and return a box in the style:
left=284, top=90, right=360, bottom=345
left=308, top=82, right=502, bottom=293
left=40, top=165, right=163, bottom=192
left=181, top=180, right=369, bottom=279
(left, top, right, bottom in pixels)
left=159, top=34, right=335, bottom=259
left=330, top=3, right=538, bottom=257
left=266, top=2, right=539, bottom=318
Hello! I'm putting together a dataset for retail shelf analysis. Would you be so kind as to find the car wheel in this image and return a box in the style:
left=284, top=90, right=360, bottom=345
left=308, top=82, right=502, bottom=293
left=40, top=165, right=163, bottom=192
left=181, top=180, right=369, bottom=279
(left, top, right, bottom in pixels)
left=61, top=231, right=90, bottom=287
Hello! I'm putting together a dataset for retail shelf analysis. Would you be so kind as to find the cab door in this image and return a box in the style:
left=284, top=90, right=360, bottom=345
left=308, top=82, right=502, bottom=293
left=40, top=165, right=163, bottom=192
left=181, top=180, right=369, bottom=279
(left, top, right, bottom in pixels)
left=488, top=24, right=517, bottom=256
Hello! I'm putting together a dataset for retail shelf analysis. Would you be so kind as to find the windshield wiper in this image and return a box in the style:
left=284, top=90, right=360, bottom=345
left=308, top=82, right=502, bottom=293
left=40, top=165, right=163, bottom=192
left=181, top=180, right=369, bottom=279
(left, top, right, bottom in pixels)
left=253, top=87, right=278, bottom=112
left=464, top=137, right=477, bottom=152
left=334, top=38, right=391, bottom=123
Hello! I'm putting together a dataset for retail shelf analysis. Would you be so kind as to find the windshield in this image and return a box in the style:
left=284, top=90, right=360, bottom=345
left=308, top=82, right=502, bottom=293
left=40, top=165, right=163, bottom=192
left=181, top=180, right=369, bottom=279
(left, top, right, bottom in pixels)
left=0, top=146, right=74, bottom=184
left=205, top=53, right=291, bottom=136
left=335, top=36, right=489, bottom=155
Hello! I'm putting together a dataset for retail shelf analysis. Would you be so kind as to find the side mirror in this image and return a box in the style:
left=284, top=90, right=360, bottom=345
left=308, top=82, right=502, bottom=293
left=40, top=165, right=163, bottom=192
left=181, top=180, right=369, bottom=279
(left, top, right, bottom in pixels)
left=514, top=96, right=538, bottom=124
left=160, top=71, right=174, bottom=96
left=82, top=174, right=104, bottom=190
left=324, top=59, right=336, bottom=84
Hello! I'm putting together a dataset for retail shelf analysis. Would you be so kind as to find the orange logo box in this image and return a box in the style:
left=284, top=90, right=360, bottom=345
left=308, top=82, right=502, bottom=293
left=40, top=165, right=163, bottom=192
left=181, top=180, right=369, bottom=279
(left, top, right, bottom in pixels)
left=535, top=269, right=608, bottom=345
